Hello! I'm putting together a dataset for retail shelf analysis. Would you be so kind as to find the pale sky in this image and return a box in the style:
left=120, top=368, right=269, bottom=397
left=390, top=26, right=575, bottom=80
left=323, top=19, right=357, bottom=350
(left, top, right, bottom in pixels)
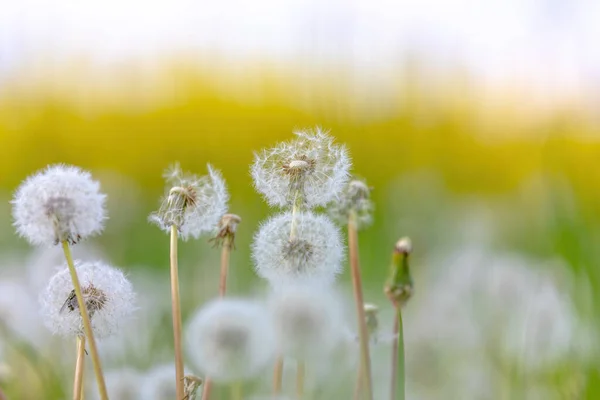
left=1, top=0, right=599, bottom=93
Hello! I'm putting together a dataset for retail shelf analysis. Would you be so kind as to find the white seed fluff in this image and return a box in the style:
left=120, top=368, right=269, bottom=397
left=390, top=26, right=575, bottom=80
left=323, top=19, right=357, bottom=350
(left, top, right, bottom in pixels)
left=269, top=285, right=346, bottom=361
left=39, top=260, right=136, bottom=338
left=252, top=211, right=344, bottom=286
left=138, top=364, right=192, bottom=400
left=327, top=177, right=374, bottom=229
left=251, top=128, right=351, bottom=208
left=12, top=164, right=107, bottom=246
left=88, top=368, right=142, bottom=400
left=149, top=163, right=229, bottom=241
left=186, top=298, right=275, bottom=383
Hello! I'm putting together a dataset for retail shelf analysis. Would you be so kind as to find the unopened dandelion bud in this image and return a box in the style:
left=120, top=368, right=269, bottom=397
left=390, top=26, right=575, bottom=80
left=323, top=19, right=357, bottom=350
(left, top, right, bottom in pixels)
left=328, top=177, right=374, bottom=229
left=184, top=375, right=203, bottom=400
left=252, top=211, right=344, bottom=286
left=149, top=163, right=229, bottom=241
left=12, top=165, right=106, bottom=246
left=251, top=128, right=351, bottom=208
left=40, top=260, right=136, bottom=338
left=211, top=213, right=242, bottom=248
left=186, top=299, right=275, bottom=383
left=385, top=237, right=414, bottom=308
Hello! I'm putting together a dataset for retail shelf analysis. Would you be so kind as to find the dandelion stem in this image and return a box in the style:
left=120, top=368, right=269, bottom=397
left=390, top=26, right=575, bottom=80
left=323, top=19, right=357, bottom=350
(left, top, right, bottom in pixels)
left=348, top=211, right=373, bottom=400
left=390, top=307, right=404, bottom=400
left=169, top=225, right=185, bottom=400
left=61, top=241, right=108, bottom=400
left=73, top=335, right=86, bottom=400
left=273, top=356, right=284, bottom=395
left=296, top=361, right=306, bottom=399
left=230, top=382, right=242, bottom=400
left=218, top=235, right=232, bottom=296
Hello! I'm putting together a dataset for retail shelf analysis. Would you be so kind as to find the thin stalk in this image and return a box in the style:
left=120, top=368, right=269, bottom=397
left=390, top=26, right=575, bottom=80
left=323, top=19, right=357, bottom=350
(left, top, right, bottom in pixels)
left=390, top=307, right=404, bottom=400
left=354, top=358, right=363, bottom=400
left=348, top=211, right=373, bottom=400
left=73, top=336, right=86, bottom=400
left=218, top=236, right=232, bottom=296
left=296, top=361, right=305, bottom=399
left=61, top=241, right=108, bottom=400
left=273, top=356, right=284, bottom=395
left=170, top=225, right=185, bottom=400
left=230, top=382, right=242, bottom=400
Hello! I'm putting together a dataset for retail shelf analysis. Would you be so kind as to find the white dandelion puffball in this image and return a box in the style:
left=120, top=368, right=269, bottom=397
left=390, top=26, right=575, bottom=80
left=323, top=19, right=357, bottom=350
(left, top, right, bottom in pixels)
left=12, top=164, right=107, bottom=246
left=251, top=128, right=351, bottom=208
left=252, top=211, right=344, bottom=285
left=40, top=260, right=136, bottom=338
left=88, top=368, right=142, bottom=400
left=138, top=364, right=193, bottom=400
left=269, top=285, right=346, bottom=360
left=149, top=163, right=229, bottom=241
left=186, top=298, right=275, bottom=383
left=327, top=177, right=374, bottom=229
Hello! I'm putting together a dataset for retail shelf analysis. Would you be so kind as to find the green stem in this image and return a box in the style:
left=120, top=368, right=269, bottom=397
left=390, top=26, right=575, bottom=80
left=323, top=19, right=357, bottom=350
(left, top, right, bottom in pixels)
left=390, top=307, right=405, bottom=400
left=169, top=225, right=185, bottom=400
left=61, top=241, right=108, bottom=400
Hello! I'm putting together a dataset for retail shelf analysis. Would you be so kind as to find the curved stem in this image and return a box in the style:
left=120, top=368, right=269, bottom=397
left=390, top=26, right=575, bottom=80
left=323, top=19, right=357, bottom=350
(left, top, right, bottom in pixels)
left=170, top=225, right=185, bottom=400
left=348, top=211, right=373, bottom=400
left=73, top=336, right=86, bottom=400
left=61, top=241, right=108, bottom=400
left=390, top=307, right=404, bottom=400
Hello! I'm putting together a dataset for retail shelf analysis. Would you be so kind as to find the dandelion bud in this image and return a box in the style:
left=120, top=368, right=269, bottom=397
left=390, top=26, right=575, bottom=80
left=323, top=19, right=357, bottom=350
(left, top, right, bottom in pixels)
left=12, top=165, right=106, bottom=246
left=252, top=211, right=344, bottom=286
left=395, top=237, right=412, bottom=255
left=327, top=177, right=374, bottom=229
left=269, top=286, right=346, bottom=361
left=385, top=237, right=414, bottom=308
left=363, top=303, right=379, bottom=337
left=149, top=163, right=229, bottom=241
left=251, top=128, right=351, bottom=208
left=40, top=260, right=136, bottom=338
left=186, top=299, right=275, bottom=383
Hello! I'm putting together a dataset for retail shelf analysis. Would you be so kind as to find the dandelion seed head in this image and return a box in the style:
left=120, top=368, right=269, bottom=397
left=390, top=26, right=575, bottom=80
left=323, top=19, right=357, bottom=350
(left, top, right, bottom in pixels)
left=149, top=163, right=229, bottom=241
left=186, top=298, right=275, bottom=382
left=0, top=280, right=45, bottom=346
left=88, top=368, right=141, bottom=400
left=269, top=286, right=346, bottom=361
left=327, top=177, right=373, bottom=228
left=40, top=260, right=136, bottom=338
left=252, top=211, right=344, bottom=286
left=251, top=128, right=351, bottom=208
left=12, top=165, right=106, bottom=246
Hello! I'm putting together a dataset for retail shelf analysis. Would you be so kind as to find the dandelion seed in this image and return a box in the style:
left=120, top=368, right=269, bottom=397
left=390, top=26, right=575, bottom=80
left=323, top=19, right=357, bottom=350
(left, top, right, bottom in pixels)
left=251, top=128, right=351, bottom=208
left=186, top=299, right=275, bottom=383
left=12, top=165, right=106, bottom=246
left=252, top=211, right=344, bottom=285
left=149, top=163, right=229, bottom=241
left=40, top=260, right=136, bottom=338
left=327, top=177, right=374, bottom=229
left=269, top=285, right=346, bottom=361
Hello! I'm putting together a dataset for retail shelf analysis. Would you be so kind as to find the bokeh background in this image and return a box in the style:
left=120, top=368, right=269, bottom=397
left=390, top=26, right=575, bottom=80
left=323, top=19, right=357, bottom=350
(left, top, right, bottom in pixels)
left=1, top=1, right=600, bottom=399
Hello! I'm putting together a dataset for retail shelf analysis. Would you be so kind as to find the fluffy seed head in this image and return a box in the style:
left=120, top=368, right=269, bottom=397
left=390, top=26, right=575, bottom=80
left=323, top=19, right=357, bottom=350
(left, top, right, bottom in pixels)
left=251, top=128, right=351, bottom=208
left=40, top=260, right=136, bottom=338
left=149, top=163, right=229, bottom=241
left=12, top=165, right=107, bottom=246
left=252, top=211, right=344, bottom=286
left=269, top=285, right=346, bottom=360
left=186, top=298, right=275, bottom=383
left=327, top=177, right=374, bottom=229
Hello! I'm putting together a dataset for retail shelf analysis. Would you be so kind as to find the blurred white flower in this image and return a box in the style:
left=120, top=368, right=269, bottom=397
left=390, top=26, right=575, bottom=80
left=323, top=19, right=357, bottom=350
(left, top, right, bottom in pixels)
left=0, top=279, right=45, bottom=346
left=39, top=260, right=136, bottom=338
left=149, top=163, right=228, bottom=241
left=88, top=367, right=142, bottom=400
left=251, top=128, right=351, bottom=208
left=12, top=165, right=107, bottom=246
left=327, top=177, right=373, bottom=229
left=269, top=285, right=346, bottom=361
left=186, top=298, right=275, bottom=383
left=138, top=363, right=192, bottom=400
left=252, top=211, right=344, bottom=286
